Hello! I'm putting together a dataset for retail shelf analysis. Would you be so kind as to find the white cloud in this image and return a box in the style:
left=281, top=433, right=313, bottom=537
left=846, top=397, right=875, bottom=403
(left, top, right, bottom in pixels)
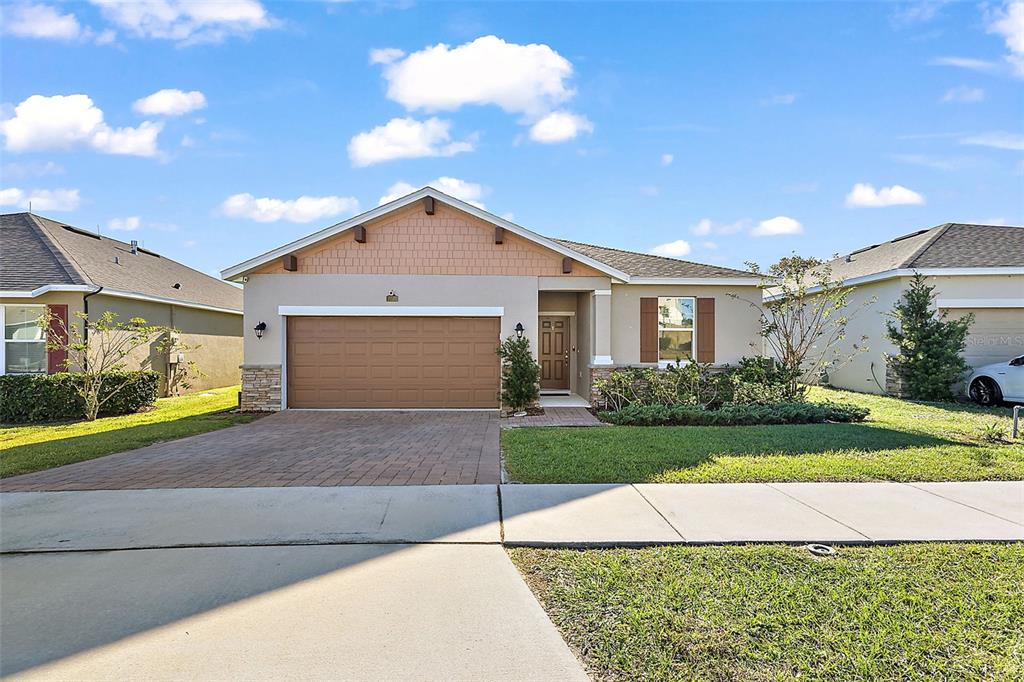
left=0, top=187, right=81, bottom=211
left=690, top=219, right=712, bottom=236
left=183, top=239, right=197, bottom=248
left=107, top=216, right=141, bottom=231
left=2, top=3, right=82, bottom=39
left=959, top=131, right=1024, bottom=150
left=941, top=85, right=985, bottom=103
left=220, top=193, right=359, bottom=223
left=751, top=216, right=803, bottom=237
left=986, top=1, right=1024, bottom=77
left=369, top=47, right=404, bottom=65
left=660, top=153, right=674, bottom=167
left=89, top=0, right=273, bottom=45
left=892, top=0, right=953, bottom=25
left=649, top=239, right=692, bottom=257
left=528, top=111, right=593, bottom=143
left=690, top=218, right=748, bottom=236
left=759, top=93, right=798, bottom=106
left=700, top=241, right=718, bottom=250
left=133, top=89, right=207, bottom=116
left=844, top=183, right=925, bottom=208
left=0, top=94, right=162, bottom=157
left=928, top=56, right=1001, bottom=73
left=378, top=35, right=575, bottom=117
left=347, top=117, right=475, bottom=167
left=378, top=177, right=486, bottom=208
left=1, top=160, right=65, bottom=179
left=180, top=134, right=196, bottom=148
left=889, top=153, right=966, bottom=171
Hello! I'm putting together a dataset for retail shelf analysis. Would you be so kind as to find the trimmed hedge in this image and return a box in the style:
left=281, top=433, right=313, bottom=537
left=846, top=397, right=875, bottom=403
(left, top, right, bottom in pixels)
left=599, top=401, right=869, bottom=427
left=0, top=371, right=160, bottom=423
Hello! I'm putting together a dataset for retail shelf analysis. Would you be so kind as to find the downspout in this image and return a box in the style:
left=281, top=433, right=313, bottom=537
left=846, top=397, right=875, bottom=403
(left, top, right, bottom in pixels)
left=82, top=286, right=103, bottom=371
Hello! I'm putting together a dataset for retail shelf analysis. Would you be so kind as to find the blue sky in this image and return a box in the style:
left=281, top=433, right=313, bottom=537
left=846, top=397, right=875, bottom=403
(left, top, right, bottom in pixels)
left=2, top=1, right=1022, bottom=278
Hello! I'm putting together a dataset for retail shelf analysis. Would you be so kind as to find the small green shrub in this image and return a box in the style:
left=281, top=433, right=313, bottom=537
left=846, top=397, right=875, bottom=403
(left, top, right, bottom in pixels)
left=497, top=335, right=541, bottom=411
left=599, top=401, right=868, bottom=426
left=0, top=371, right=159, bottom=423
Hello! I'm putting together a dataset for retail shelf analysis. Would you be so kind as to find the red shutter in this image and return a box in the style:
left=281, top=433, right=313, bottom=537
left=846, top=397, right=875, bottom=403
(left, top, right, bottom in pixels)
left=696, top=298, right=716, bottom=364
left=46, top=304, right=69, bottom=373
left=640, top=298, right=658, bottom=363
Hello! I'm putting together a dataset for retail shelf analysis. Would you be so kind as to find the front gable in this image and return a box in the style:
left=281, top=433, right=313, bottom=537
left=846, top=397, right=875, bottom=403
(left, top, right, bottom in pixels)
left=254, top=202, right=604, bottom=278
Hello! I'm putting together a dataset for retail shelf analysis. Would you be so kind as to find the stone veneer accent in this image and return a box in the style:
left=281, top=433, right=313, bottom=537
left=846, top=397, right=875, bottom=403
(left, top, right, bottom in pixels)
left=884, top=360, right=911, bottom=399
left=241, top=364, right=282, bottom=412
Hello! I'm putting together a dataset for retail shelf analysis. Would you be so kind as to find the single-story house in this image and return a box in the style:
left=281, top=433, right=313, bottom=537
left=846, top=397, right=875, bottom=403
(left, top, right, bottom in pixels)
left=1, top=212, right=243, bottom=393
left=221, top=186, right=763, bottom=410
left=815, top=222, right=1024, bottom=394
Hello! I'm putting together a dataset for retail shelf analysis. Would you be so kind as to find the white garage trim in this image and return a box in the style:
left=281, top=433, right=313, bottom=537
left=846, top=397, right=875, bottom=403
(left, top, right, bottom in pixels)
left=278, top=306, right=504, bottom=317
left=937, top=299, right=1024, bottom=309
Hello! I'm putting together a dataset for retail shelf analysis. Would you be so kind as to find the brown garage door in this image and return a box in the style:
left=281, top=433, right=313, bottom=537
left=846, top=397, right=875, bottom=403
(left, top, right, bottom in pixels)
left=287, top=316, right=500, bottom=408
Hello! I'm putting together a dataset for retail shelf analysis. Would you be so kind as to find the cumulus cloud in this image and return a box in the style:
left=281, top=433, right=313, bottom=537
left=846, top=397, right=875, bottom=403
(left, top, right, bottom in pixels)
left=220, top=193, right=359, bottom=223
left=2, top=3, right=82, bottom=39
left=369, top=47, right=405, bottom=65
left=133, top=89, right=207, bottom=116
left=941, top=86, right=985, bottom=103
left=986, top=1, right=1024, bottom=77
left=88, top=0, right=274, bottom=45
left=660, top=153, right=674, bottom=167
left=649, top=239, right=692, bottom=257
left=528, top=111, right=593, bottom=143
left=378, top=177, right=486, bottom=208
left=959, top=131, right=1024, bottom=150
left=0, top=94, right=162, bottom=157
left=378, top=35, right=575, bottom=117
left=0, top=187, right=80, bottom=211
left=844, top=183, right=925, bottom=208
left=347, top=117, right=475, bottom=167
left=751, top=216, right=803, bottom=237
left=107, top=216, right=141, bottom=231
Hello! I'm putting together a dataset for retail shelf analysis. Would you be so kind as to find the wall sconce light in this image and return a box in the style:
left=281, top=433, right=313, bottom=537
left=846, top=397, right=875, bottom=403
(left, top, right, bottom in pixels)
left=514, top=322, right=525, bottom=339
left=254, top=321, right=267, bottom=339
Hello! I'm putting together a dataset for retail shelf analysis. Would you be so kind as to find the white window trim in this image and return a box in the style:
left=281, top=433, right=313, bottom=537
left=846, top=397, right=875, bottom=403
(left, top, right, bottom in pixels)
left=278, top=306, right=504, bottom=317
left=2, top=303, right=47, bottom=376
left=656, top=296, right=697, bottom=366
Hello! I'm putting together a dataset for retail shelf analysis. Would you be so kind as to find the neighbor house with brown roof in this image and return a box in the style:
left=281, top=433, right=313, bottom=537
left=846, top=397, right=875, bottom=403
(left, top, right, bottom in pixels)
left=807, top=222, right=1024, bottom=394
left=222, top=186, right=763, bottom=410
left=1, top=212, right=243, bottom=393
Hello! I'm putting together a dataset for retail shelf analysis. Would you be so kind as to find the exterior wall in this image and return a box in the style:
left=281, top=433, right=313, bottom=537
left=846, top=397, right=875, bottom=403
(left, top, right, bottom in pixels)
left=821, top=278, right=903, bottom=394
left=609, top=284, right=762, bottom=366
left=575, top=291, right=593, bottom=398
left=254, top=203, right=604, bottom=278
left=1, top=292, right=85, bottom=375
left=240, top=364, right=281, bottom=412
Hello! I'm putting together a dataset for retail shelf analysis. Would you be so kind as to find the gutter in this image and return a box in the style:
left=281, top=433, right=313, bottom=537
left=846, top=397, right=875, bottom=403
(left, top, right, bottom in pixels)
left=82, top=286, right=103, bottom=371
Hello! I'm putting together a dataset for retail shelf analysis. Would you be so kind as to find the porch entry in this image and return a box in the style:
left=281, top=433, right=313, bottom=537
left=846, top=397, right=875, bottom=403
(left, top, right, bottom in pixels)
left=539, top=315, right=570, bottom=391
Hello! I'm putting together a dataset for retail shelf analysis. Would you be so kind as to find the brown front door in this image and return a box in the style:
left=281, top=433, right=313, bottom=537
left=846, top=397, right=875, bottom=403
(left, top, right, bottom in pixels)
left=539, top=316, right=570, bottom=390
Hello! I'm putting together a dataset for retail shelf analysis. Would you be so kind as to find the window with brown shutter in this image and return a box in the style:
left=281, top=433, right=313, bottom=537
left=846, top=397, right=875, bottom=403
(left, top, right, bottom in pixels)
left=640, top=297, right=658, bottom=363
left=696, top=298, right=716, bottom=363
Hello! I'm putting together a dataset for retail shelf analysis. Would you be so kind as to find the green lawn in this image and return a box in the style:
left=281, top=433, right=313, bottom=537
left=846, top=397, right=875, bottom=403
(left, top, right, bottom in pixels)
left=1, top=386, right=255, bottom=478
left=511, top=544, right=1024, bottom=681
left=502, top=387, right=1024, bottom=483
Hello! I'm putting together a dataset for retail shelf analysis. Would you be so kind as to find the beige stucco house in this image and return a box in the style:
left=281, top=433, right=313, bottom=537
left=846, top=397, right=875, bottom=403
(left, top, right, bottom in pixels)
left=812, top=223, right=1024, bottom=395
left=1, top=212, right=243, bottom=393
left=222, top=186, right=763, bottom=410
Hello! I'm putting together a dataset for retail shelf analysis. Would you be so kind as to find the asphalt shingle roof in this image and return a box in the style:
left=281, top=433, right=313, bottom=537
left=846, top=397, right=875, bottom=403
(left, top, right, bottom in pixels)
left=1, top=212, right=242, bottom=311
left=824, top=223, right=1024, bottom=282
left=553, top=239, right=755, bottom=279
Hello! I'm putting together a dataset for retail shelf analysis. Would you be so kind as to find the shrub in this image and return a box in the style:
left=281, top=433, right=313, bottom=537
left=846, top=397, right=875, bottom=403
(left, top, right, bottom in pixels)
left=497, top=335, right=541, bottom=411
left=599, top=400, right=868, bottom=427
left=0, top=371, right=159, bottom=423
left=727, top=357, right=804, bottom=405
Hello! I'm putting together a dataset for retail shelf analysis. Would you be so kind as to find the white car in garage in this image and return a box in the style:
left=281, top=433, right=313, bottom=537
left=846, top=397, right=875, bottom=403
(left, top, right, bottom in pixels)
left=968, top=355, right=1024, bottom=406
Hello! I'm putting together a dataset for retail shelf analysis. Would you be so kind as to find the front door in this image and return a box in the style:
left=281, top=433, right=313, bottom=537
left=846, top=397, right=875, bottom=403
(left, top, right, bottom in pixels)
left=539, top=316, right=570, bottom=390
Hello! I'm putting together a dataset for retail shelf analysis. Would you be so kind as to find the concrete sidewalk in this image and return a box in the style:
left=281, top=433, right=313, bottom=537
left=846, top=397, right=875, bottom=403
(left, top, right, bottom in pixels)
left=2, top=481, right=1021, bottom=552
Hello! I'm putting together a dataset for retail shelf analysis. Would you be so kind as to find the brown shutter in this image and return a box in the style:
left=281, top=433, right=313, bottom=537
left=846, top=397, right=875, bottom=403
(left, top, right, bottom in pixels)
left=696, top=298, right=716, bottom=364
left=640, top=297, right=658, bottom=363
left=46, top=304, right=69, bottom=373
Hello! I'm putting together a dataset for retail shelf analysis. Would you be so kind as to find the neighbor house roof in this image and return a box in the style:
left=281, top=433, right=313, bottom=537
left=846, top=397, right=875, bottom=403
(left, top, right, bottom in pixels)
left=824, top=223, right=1024, bottom=284
left=1, top=212, right=242, bottom=313
left=221, top=186, right=759, bottom=284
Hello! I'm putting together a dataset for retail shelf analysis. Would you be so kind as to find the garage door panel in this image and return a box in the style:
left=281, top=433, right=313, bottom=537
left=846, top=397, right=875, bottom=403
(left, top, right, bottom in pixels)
left=946, top=308, right=1024, bottom=367
left=288, top=316, right=499, bottom=408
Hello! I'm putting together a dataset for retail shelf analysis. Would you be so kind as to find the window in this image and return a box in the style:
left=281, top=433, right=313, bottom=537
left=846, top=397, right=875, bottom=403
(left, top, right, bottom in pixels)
left=657, top=297, right=695, bottom=363
left=3, top=305, right=47, bottom=374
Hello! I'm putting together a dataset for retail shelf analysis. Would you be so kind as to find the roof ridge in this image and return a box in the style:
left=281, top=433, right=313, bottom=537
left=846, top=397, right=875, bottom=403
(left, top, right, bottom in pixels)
left=554, top=237, right=754, bottom=276
left=903, top=223, right=953, bottom=269
left=25, top=214, right=93, bottom=286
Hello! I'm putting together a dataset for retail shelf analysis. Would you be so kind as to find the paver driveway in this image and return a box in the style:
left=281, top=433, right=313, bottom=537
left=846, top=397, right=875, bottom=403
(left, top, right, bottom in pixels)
left=0, top=411, right=501, bottom=491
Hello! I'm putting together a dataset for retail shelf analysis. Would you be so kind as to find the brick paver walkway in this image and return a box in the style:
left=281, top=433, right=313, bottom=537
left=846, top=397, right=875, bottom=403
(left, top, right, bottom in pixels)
left=1, top=411, right=501, bottom=491
left=502, top=408, right=604, bottom=428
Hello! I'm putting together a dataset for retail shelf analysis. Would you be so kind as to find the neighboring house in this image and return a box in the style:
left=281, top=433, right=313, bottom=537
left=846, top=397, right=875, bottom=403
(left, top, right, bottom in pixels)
left=1, top=212, right=243, bottom=393
left=814, top=223, right=1024, bottom=395
left=221, top=186, right=762, bottom=410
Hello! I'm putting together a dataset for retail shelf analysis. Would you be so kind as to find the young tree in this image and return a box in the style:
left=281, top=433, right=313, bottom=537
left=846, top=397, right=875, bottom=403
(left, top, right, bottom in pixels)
left=885, top=272, right=974, bottom=401
left=735, top=255, right=874, bottom=397
left=43, top=310, right=169, bottom=420
left=497, top=335, right=541, bottom=413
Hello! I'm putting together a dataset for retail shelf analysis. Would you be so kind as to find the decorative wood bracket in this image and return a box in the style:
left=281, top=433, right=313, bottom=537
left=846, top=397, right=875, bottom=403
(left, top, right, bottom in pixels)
left=495, top=226, right=504, bottom=244
left=282, top=254, right=297, bottom=271
left=423, top=197, right=435, bottom=215
left=562, top=257, right=573, bottom=274
left=354, top=225, right=367, bottom=243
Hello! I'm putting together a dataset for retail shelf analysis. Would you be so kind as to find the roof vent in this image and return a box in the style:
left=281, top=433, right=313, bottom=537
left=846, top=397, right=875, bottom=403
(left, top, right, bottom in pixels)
left=113, top=256, right=120, bottom=265
left=130, top=240, right=138, bottom=255
left=172, top=282, right=181, bottom=290
left=845, top=254, right=853, bottom=263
